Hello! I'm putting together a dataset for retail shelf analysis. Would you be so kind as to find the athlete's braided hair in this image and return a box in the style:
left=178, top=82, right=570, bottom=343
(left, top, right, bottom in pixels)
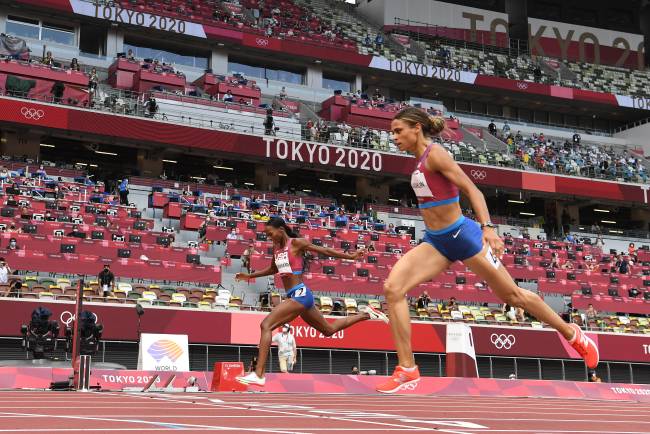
left=394, top=107, right=449, bottom=138
left=266, top=217, right=298, bottom=238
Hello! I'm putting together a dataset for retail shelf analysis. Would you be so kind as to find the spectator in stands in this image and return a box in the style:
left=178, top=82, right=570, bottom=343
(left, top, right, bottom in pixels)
left=6, top=238, right=19, bottom=250
left=272, top=324, right=296, bottom=373
left=35, top=165, right=47, bottom=179
left=334, top=210, right=348, bottom=227
left=565, top=232, right=576, bottom=244
left=573, top=131, right=581, bottom=145
left=226, top=228, right=241, bottom=242
left=503, top=303, right=525, bottom=322
left=223, top=90, right=234, bottom=102
left=279, top=86, right=287, bottom=100
left=144, top=96, right=158, bottom=118
left=502, top=121, right=510, bottom=135
left=533, top=65, right=542, bottom=83
left=416, top=291, right=431, bottom=310
left=550, top=252, right=561, bottom=269
left=7, top=223, right=20, bottom=234
left=367, top=242, right=376, bottom=252
left=88, top=67, right=99, bottom=94
left=241, top=243, right=258, bottom=274
left=127, top=49, right=136, bottom=61
left=66, top=58, right=79, bottom=73
left=351, top=365, right=359, bottom=374
left=561, top=259, right=575, bottom=270
left=585, top=303, right=598, bottom=320
left=617, top=254, right=632, bottom=275
left=588, top=371, right=602, bottom=382
left=118, top=178, right=129, bottom=205
left=41, top=51, right=54, bottom=66
left=488, top=120, right=497, bottom=136
left=0, top=258, right=11, bottom=285
left=98, top=264, right=115, bottom=297
left=364, top=34, right=371, bottom=47
left=5, top=281, right=21, bottom=298
left=248, top=356, right=258, bottom=373
left=66, top=224, right=85, bottom=239
left=387, top=223, right=396, bottom=234
left=0, top=167, right=10, bottom=181
left=628, top=243, right=637, bottom=261
left=445, top=296, right=457, bottom=310
left=19, top=205, right=31, bottom=220
left=375, top=33, right=384, bottom=51
left=522, top=244, right=531, bottom=256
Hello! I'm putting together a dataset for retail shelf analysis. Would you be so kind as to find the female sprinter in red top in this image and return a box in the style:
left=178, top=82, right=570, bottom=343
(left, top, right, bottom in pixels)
left=376, top=108, right=598, bottom=393
left=235, top=217, right=387, bottom=386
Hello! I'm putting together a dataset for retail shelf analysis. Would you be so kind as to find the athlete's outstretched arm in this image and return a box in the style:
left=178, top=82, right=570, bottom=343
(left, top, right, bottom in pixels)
left=294, top=238, right=364, bottom=261
left=235, top=258, right=278, bottom=281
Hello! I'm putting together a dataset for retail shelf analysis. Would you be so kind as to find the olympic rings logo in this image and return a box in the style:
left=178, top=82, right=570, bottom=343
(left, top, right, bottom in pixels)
left=20, top=107, right=45, bottom=120
left=255, top=38, right=270, bottom=47
left=490, top=333, right=516, bottom=350
left=516, top=81, right=529, bottom=90
left=470, top=169, right=487, bottom=180
left=60, top=311, right=98, bottom=327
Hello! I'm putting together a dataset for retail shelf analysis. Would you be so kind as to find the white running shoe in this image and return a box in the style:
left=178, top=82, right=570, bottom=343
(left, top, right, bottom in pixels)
left=236, top=371, right=265, bottom=386
left=363, top=305, right=389, bottom=323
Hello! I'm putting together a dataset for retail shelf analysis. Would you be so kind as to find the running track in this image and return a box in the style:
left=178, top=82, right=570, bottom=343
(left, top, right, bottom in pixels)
left=0, top=391, right=648, bottom=433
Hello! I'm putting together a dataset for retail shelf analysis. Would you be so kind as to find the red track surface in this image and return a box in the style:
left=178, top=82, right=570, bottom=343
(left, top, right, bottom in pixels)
left=1, top=391, right=649, bottom=433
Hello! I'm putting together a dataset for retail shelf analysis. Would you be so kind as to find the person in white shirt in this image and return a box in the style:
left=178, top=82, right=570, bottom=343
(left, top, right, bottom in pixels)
left=0, top=258, right=10, bottom=285
left=272, top=324, right=296, bottom=372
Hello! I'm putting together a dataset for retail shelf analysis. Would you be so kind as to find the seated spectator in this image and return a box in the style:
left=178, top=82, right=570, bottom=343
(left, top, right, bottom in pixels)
left=0, top=167, right=10, bottom=181
left=70, top=58, right=80, bottom=71
left=7, top=224, right=21, bottom=234
left=35, top=165, right=47, bottom=179
left=279, top=86, right=287, bottom=100
left=41, top=51, right=54, bottom=66
left=4, top=195, right=17, bottom=207
left=88, top=67, right=99, bottom=93
left=44, top=211, right=56, bottom=222
left=387, top=223, right=396, bottom=234
left=226, top=228, right=241, bottom=241
left=561, top=260, right=574, bottom=270
left=19, top=205, right=31, bottom=220
left=588, top=371, right=602, bottom=382
left=6, top=238, right=19, bottom=250
left=66, top=224, right=86, bottom=239
left=521, top=244, right=531, bottom=256
left=628, top=242, right=637, bottom=260
left=618, top=255, right=632, bottom=275
left=223, top=90, right=234, bottom=102
left=127, top=49, right=136, bottom=61
left=416, top=291, right=431, bottom=309
left=585, top=303, right=598, bottom=320
left=367, top=242, right=376, bottom=252
left=550, top=252, right=561, bottom=269
left=444, top=296, right=457, bottom=310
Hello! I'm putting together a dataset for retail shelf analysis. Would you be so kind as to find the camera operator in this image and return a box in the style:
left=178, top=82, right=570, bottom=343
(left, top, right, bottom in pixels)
left=264, top=108, right=275, bottom=136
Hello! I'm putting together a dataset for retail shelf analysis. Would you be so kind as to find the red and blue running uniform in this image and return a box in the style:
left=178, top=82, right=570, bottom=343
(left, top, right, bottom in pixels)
left=273, top=238, right=315, bottom=308
left=412, top=143, right=483, bottom=261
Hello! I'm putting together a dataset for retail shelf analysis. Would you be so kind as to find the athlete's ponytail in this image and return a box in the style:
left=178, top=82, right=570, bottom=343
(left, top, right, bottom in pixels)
left=394, top=107, right=451, bottom=139
left=266, top=217, right=298, bottom=238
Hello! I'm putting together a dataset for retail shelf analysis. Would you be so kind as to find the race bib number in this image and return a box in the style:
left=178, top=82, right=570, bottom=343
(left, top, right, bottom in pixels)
left=486, top=247, right=500, bottom=269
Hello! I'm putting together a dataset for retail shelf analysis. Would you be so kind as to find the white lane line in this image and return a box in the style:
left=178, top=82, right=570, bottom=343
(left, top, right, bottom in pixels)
left=0, top=411, right=307, bottom=434
left=107, top=392, right=440, bottom=432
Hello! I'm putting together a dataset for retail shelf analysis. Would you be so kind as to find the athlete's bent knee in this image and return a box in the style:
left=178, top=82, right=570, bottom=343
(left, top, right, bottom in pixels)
left=260, top=318, right=273, bottom=333
left=383, top=280, right=404, bottom=303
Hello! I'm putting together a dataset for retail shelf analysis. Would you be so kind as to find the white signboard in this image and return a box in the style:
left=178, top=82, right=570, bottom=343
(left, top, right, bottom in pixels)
left=137, top=333, right=190, bottom=372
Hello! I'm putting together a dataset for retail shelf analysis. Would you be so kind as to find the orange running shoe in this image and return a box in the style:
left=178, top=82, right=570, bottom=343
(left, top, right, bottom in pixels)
left=568, top=323, right=599, bottom=369
left=376, top=366, right=420, bottom=394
